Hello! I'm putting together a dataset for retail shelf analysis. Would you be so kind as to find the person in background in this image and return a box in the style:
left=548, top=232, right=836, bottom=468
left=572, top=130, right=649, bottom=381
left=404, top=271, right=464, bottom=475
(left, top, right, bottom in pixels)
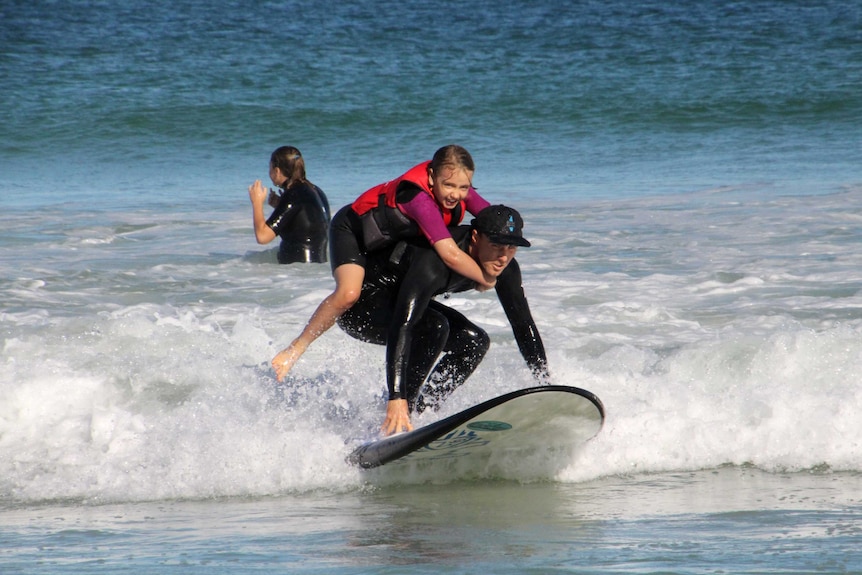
left=271, top=145, right=496, bottom=376
left=277, top=205, right=548, bottom=436
left=248, top=146, right=331, bottom=264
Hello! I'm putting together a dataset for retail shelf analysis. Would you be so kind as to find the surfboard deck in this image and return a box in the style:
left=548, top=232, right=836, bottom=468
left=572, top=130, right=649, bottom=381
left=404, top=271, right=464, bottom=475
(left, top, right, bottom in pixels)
left=347, top=385, right=604, bottom=469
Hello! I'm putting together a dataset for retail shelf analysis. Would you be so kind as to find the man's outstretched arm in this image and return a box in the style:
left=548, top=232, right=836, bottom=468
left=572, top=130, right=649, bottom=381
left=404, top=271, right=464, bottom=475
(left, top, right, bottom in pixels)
left=494, top=259, right=550, bottom=382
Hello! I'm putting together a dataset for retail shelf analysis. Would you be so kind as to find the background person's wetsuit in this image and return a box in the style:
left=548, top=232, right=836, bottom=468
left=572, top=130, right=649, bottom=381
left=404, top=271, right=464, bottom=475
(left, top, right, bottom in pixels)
left=267, top=182, right=331, bottom=264
left=336, top=225, right=549, bottom=412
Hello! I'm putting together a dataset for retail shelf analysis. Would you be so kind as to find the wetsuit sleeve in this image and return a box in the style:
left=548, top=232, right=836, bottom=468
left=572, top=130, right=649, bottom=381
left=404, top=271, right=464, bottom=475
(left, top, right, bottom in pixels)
left=494, top=259, right=550, bottom=382
left=314, top=184, right=331, bottom=220
left=464, top=187, right=491, bottom=216
left=384, top=251, right=449, bottom=400
left=398, top=191, right=453, bottom=245
left=266, top=189, right=299, bottom=235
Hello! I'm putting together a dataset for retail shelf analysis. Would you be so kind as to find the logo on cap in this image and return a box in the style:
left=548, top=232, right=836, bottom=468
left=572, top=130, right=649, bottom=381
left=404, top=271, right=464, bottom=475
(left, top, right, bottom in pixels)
left=471, top=205, right=531, bottom=247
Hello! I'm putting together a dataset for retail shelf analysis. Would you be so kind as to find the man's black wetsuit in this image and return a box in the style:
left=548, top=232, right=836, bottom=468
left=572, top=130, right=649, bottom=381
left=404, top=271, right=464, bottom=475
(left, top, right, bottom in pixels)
left=267, top=182, right=331, bottom=264
left=336, top=225, right=549, bottom=411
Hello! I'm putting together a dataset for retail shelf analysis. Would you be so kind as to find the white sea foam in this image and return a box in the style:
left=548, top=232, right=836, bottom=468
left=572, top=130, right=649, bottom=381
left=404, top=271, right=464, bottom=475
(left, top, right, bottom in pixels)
left=2, top=187, right=862, bottom=502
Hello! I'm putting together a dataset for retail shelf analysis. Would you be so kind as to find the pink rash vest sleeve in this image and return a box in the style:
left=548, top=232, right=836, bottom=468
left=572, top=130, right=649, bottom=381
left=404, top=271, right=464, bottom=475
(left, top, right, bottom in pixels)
left=398, top=187, right=492, bottom=245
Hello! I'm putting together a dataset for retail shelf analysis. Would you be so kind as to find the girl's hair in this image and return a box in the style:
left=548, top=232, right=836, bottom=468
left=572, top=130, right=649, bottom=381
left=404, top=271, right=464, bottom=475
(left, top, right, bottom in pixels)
left=430, top=144, right=474, bottom=177
left=270, top=146, right=308, bottom=188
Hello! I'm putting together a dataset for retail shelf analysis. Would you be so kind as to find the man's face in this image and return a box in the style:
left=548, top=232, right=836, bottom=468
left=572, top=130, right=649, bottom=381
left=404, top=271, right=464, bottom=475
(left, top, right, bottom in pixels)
left=471, top=231, right=518, bottom=278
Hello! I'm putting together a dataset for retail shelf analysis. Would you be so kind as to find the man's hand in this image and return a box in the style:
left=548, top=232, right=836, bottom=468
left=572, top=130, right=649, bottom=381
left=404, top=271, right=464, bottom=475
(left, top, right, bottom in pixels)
left=381, top=399, right=413, bottom=436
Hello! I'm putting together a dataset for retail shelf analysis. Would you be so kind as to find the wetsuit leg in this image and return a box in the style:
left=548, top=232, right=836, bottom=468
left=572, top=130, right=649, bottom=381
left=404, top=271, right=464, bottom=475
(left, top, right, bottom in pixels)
left=415, top=301, right=489, bottom=413
left=329, top=205, right=366, bottom=270
left=336, top=285, right=389, bottom=344
left=338, top=289, right=450, bottom=410
left=338, top=285, right=488, bottom=413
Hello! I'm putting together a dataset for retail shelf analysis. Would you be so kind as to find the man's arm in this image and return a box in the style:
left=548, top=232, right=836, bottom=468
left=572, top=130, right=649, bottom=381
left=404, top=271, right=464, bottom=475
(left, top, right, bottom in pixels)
left=494, top=259, right=550, bottom=382
left=385, top=250, right=449, bottom=399
left=249, top=180, right=277, bottom=244
left=379, top=249, right=449, bottom=435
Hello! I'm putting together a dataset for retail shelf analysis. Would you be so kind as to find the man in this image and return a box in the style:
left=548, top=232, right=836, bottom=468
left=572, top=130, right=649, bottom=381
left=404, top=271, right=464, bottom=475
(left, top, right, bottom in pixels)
left=334, top=205, right=549, bottom=435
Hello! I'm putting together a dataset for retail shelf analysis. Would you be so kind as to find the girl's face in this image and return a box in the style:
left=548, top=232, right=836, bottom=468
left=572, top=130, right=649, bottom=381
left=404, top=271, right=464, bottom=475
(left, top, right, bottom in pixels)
left=269, top=163, right=287, bottom=187
left=429, top=166, right=473, bottom=210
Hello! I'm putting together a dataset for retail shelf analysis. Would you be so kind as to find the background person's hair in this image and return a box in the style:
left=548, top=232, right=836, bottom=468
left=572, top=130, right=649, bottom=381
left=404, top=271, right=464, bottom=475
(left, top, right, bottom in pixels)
left=270, top=146, right=308, bottom=188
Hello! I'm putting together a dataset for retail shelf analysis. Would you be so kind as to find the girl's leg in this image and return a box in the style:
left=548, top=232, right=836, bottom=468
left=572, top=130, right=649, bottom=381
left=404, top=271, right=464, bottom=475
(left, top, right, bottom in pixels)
left=272, top=262, right=365, bottom=380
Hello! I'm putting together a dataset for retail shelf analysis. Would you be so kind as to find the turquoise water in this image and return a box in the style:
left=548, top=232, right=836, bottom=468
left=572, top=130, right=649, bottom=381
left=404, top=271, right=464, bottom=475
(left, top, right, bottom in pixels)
left=2, top=471, right=861, bottom=574
left=2, top=1, right=862, bottom=573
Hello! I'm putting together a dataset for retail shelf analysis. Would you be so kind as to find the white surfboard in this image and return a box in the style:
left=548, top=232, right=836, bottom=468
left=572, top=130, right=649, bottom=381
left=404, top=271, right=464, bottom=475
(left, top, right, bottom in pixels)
left=347, top=385, right=604, bottom=469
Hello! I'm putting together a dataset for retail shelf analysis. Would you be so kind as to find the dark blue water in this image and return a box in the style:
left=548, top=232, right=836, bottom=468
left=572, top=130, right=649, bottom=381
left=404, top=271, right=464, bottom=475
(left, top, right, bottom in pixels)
left=2, top=0, right=860, bottom=208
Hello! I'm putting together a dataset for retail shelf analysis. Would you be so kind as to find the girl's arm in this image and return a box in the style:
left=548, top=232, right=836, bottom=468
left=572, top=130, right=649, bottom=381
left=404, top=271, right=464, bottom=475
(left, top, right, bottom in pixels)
left=432, top=237, right=496, bottom=289
left=401, top=192, right=495, bottom=288
left=249, top=180, right=277, bottom=244
left=464, top=186, right=491, bottom=215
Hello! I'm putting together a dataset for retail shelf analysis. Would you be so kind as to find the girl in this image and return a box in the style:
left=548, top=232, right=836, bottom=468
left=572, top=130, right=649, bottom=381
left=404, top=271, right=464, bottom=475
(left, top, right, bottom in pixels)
left=272, top=144, right=493, bottom=380
left=248, top=146, right=331, bottom=264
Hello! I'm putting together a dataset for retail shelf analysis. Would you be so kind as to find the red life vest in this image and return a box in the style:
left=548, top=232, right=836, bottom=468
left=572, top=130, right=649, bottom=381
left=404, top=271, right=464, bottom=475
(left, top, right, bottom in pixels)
left=352, top=161, right=464, bottom=226
left=350, top=161, right=466, bottom=251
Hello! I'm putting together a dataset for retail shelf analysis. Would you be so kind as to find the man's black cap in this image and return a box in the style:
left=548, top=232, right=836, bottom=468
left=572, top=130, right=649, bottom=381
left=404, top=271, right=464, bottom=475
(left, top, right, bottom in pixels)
left=471, top=205, right=531, bottom=247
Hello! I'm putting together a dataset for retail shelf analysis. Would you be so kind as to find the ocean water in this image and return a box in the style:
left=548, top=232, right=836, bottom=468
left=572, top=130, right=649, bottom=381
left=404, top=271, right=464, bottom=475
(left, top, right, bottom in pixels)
left=2, top=0, right=862, bottom=573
